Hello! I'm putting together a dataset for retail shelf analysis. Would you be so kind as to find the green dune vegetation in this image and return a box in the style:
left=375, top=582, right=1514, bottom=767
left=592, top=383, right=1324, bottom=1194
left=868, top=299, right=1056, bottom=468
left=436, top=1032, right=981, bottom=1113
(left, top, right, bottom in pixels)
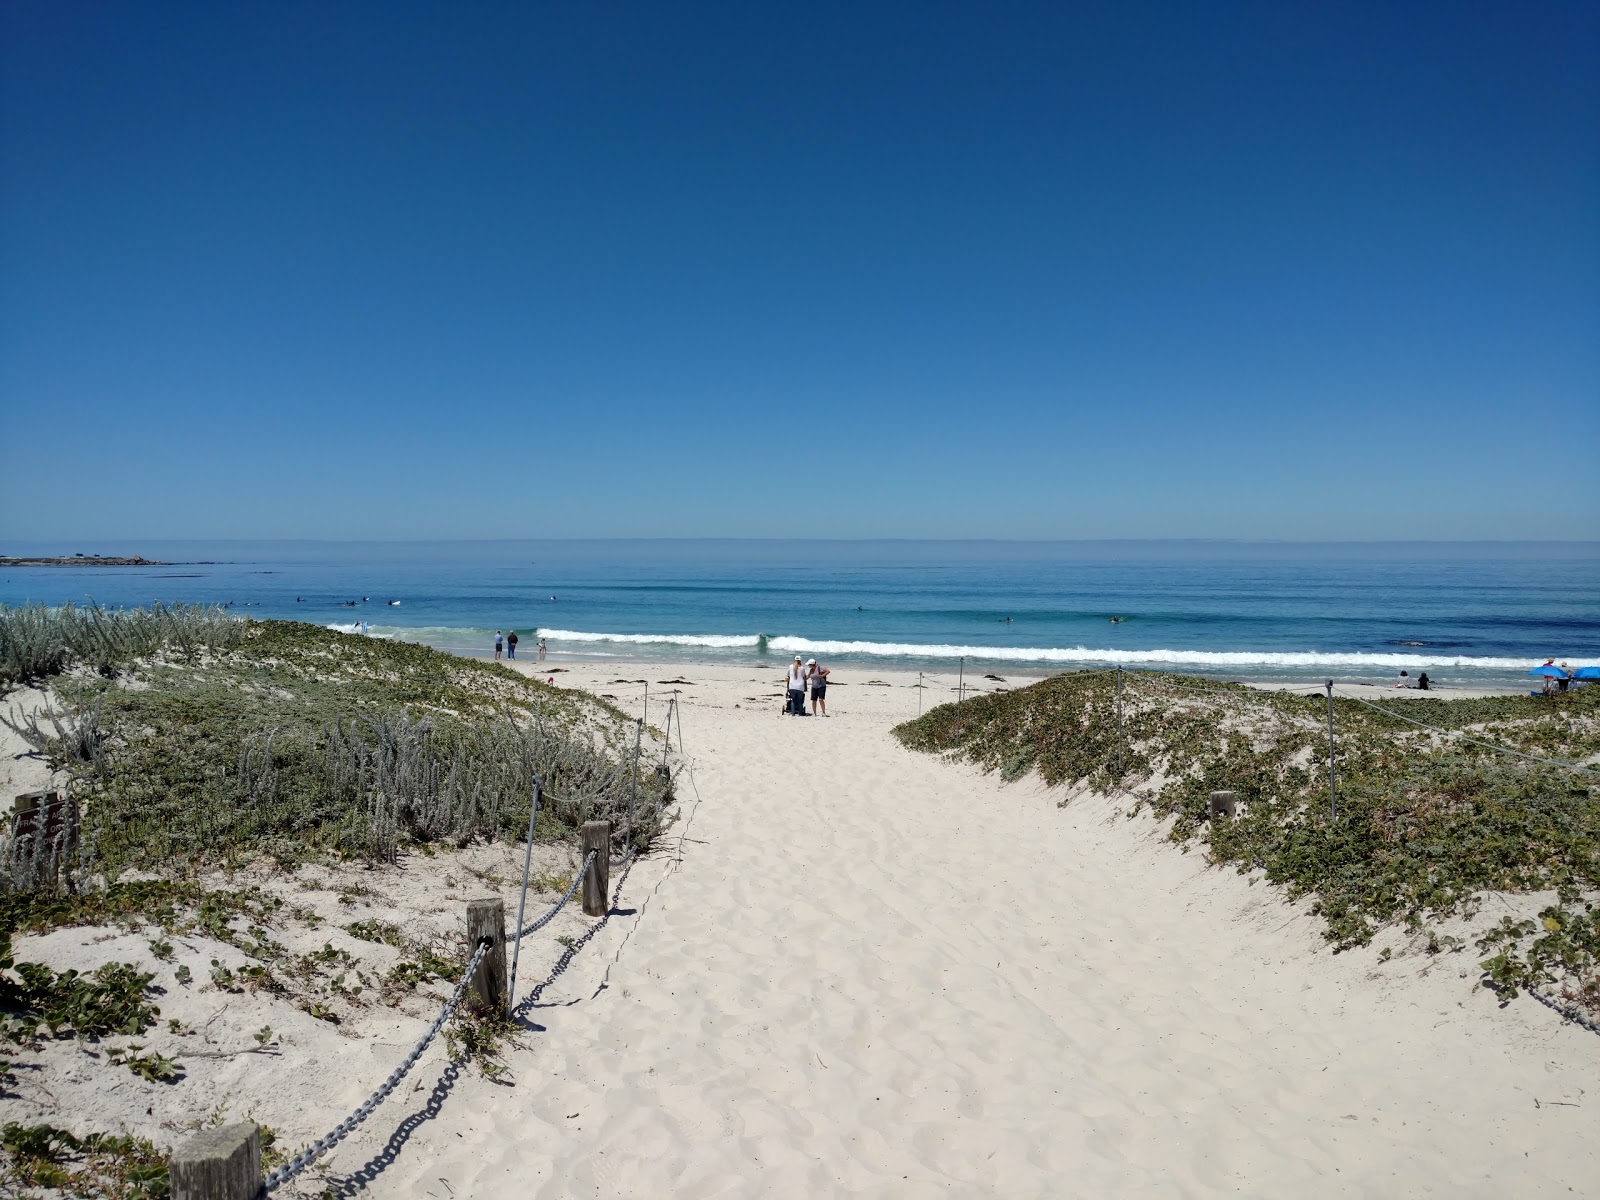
left=0, top=607, right=669, bottom=1191
left=1, top=607, right=667, bottom=884
left=895, top=672, right=1600, bottom=1022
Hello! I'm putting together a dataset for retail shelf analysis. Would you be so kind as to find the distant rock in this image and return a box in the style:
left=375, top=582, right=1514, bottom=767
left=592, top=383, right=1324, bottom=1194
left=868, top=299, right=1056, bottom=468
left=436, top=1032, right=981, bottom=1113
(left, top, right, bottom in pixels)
left=0, top=555, right=171, bottom=567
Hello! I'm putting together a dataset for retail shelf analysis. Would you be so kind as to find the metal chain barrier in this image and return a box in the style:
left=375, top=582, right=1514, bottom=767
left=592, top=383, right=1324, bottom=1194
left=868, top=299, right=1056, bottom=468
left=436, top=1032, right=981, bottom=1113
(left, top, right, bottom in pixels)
left=264, top=937, right=491, bottom=1192
left=1527, top=985, right=1600, bottom=1037
left=269, top=717, right=684, bottom=1189
left=506, top=851, right=595, bottom=942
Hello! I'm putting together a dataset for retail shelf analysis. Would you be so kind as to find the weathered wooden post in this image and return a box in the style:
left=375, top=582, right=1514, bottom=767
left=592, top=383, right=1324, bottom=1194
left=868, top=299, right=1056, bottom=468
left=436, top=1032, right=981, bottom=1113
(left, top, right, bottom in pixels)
left=1208, top=790, right=1237, bottom=820
left=465, top=898, right=508, bottom=1014
left=581, top=820, right=611, bottom=917
left=169, top=1122, right=261, bottom=1200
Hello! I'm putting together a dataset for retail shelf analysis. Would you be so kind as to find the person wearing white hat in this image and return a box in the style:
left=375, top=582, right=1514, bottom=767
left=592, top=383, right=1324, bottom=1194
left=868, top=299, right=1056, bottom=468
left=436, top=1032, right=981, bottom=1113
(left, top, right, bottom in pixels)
left=785, top=655, right=808, bottom=716
left=807, top=658, right=831, bottom=716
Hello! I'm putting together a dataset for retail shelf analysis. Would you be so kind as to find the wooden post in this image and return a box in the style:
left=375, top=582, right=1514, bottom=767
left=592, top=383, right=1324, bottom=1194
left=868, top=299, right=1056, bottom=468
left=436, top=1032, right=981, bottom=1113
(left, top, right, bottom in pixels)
left=581, top=820, right=611, bottom=917
left=1209, top=790, right=1237, bottom=820
left=465, top=898, right=508, bottom=1014
left=169, top=1122, right=261, bottom=1200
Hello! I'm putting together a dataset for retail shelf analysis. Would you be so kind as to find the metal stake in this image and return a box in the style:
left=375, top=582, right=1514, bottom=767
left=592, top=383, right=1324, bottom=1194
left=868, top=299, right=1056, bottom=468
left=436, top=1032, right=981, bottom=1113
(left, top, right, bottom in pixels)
left=1116, top=665, right=1124, bottom=776
left=507, top=776, right=542, bottom=1004
left=918, top=671, right=923, bottom=716
left=629, top=717, right=642, bottom=842
left=1324, top=680, right=1337, bottom=820
left=958, top=656, right=965, bottom=707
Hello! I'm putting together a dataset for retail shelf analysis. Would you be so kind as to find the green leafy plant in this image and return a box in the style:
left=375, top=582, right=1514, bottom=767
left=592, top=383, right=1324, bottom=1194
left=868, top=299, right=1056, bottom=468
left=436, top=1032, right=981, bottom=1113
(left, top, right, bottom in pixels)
left=2, top=960, right=159, bottom=1043
left=346, top=918, right=404, bottom=945
left=387, top=949, right=457, bottom=991
left=105, top=1044, right=182, bottom=1084
left=0, top=1121, right=169, bottom=1197
left=444, top=1001, right=523, bottom=1081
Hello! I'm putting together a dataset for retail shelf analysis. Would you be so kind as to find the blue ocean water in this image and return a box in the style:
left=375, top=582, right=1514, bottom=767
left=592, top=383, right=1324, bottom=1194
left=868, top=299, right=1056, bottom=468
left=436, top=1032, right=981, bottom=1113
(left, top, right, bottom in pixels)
left=1, top=540, right=1596, bottom=685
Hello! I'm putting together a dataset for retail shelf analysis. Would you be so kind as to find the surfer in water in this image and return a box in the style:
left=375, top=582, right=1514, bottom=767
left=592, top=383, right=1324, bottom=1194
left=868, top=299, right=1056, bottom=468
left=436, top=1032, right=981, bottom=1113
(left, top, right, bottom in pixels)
left=1109, top=615, right=1123, bottom=624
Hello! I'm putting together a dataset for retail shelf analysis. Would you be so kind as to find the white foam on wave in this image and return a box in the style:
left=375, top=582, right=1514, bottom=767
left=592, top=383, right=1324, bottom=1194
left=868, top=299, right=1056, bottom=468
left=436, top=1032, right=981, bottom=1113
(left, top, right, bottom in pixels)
left=533, top=628, right=1532, bottom=670
left=537, top=628, right=761, bottom=649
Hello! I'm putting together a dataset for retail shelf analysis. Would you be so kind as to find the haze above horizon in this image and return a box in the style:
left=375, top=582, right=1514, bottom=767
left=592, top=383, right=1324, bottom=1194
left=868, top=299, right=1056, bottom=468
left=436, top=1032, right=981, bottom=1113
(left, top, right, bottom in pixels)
left=2, top=2, right=1596, bottom=542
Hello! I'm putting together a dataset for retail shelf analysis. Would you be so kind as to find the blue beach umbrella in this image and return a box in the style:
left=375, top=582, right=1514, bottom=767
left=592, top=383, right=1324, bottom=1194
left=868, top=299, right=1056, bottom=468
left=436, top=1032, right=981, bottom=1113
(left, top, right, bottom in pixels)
left=1528, top=665, right=1567, bottom=677
left=1572, top=666, right=1600, bottom=680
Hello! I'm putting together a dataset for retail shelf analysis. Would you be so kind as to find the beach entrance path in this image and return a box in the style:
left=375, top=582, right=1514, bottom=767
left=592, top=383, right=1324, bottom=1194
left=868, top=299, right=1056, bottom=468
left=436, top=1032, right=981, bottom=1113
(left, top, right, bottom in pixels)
left=360, top=664, right=1598, bottom=1198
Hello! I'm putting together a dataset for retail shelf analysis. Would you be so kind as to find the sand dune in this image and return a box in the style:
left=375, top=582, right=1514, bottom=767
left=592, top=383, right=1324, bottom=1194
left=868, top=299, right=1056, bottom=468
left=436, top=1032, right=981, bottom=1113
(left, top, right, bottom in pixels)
left=319, top=661, right=1596, bottom=1198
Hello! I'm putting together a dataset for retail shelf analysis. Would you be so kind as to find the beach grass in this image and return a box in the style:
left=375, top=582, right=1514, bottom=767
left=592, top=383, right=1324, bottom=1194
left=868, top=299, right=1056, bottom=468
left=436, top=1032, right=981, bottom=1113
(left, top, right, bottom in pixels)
left=3, top=618, right=671, bottom=889
left=0, top=601, right=247, bottom=689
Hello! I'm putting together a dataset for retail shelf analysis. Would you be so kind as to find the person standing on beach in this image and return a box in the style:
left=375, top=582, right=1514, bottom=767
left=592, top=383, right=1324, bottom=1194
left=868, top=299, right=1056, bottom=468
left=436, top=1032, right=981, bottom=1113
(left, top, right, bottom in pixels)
left=506, top=629, right=518, bottom=659
left=786, top=655, right=807, bottom=716
left=807, top=658, right=830, bottom=716
left=494, top=630, right=503, bottom=660
left=537, top=638, right=547, bottom=661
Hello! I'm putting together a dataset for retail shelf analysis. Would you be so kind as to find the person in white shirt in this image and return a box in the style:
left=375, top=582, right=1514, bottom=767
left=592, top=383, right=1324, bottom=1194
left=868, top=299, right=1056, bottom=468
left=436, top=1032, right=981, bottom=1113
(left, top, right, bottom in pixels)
left=785, top=656, right=807, bottom=716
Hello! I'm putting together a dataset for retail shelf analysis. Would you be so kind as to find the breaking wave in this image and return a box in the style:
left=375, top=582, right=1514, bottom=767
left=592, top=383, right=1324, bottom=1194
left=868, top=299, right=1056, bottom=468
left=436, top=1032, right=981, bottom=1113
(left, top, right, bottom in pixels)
left=533, top=629, right=1531, bottom=670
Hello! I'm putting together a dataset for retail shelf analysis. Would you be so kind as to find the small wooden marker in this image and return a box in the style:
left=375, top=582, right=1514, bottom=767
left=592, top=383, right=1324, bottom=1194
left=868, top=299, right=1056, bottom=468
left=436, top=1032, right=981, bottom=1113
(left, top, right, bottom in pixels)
left=581, top=820, right=612, bottom=917
left=1209, top=790, right=1237, bottom=820
left=465, top=897, right=509, bottom=1014
left=169, top=1122, right=261, bottom=1200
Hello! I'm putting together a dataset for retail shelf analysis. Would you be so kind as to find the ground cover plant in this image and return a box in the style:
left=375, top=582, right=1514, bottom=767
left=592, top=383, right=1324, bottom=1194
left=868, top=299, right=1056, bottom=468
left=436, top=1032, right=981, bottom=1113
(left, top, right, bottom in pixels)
left=0, top=1121, right=169, bottom=1198
left=894, top=672, right=1600, bottom=1021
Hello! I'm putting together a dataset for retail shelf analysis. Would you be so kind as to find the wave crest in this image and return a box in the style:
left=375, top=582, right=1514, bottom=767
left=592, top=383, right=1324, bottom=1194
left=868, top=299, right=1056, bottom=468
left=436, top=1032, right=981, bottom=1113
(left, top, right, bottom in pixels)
left=533, top=628, right=1532, bottom=670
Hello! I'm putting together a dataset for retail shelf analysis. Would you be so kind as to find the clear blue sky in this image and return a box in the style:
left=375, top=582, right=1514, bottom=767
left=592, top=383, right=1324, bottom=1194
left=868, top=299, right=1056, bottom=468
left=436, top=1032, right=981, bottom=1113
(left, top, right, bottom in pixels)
left=2, top=2, right=1596, bottom=541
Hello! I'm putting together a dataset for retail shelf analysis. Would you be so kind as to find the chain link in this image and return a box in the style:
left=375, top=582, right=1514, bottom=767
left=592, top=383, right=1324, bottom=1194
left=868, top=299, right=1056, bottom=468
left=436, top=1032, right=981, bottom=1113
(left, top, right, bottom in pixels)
left=1527, top=985, right=1600, bottom=1037
left=263, top=937, right=491, bottom=1192
left=507, top=851, right=595, bottom=942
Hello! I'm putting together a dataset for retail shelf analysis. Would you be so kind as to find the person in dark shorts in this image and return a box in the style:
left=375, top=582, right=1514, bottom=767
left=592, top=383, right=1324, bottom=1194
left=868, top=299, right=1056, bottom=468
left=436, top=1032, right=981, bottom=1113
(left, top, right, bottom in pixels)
left=807, top=658, right=830, bottom=716
left=506, top=630, right=518, bottom=659
left=494, top=630, right=503, bottom=660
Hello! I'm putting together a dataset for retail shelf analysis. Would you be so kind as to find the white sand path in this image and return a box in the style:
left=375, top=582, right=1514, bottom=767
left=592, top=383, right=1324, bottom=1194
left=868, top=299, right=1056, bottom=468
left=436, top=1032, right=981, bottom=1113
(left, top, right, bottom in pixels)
left=337, top=664, right=1596, bottom=1198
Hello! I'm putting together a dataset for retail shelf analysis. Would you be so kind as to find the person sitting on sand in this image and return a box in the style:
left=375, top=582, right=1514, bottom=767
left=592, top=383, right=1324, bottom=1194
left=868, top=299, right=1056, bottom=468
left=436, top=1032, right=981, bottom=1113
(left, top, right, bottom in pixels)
left=808, top=658, right=830, bottom=716
left=786, top=656, right=808, bottom=716
left=1416, top=672, right=1431, bottom=690
left=1393, top=670, right=1411, bottom=688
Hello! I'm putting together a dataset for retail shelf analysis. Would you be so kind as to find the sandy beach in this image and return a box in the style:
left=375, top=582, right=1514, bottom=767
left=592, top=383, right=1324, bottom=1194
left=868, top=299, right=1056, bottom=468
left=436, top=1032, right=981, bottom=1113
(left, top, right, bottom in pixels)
left=4, top=656, right=1595, bottom=1197
left=339, top=659, right=1593, bottom=1196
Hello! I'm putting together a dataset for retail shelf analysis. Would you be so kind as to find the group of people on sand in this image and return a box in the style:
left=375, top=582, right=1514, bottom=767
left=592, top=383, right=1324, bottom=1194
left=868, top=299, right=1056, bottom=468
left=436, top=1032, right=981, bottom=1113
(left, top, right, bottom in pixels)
left=494, top=630, right=545, bottom=662
left=1537, top=659, right=1580, bottom=695
left=784, top=655, right=830, bottom=716
left=1392, top=670, right=1433, bottom=690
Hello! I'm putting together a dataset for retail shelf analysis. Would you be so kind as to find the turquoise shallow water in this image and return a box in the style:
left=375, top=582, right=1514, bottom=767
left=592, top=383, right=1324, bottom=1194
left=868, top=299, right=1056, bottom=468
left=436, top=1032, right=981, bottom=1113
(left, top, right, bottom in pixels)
left=2, top=539, right=1596, bottom=685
